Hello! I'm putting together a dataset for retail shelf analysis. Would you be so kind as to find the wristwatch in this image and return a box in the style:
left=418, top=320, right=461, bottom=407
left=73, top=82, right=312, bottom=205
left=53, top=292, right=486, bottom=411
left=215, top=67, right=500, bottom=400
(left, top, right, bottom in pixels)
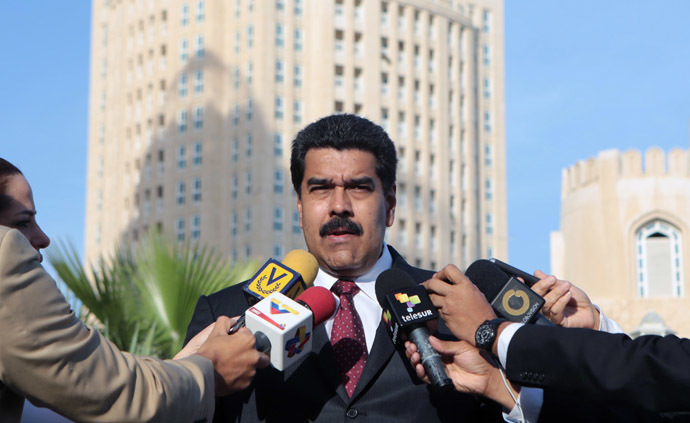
left=475, top=318, right=505, bottom=352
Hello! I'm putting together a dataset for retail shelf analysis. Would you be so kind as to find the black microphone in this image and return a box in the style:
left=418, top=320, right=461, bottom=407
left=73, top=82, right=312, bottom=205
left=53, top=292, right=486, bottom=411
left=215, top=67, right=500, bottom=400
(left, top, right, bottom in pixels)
left=464, top=260, right=553, bottom=326
left=375, top=268, right=453, bottom=391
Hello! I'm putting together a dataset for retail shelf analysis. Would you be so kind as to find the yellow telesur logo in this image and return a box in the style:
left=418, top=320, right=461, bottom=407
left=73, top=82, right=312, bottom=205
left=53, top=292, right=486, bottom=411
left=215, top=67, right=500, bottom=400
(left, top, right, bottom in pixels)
left=248, top=262, right=296, bottom=297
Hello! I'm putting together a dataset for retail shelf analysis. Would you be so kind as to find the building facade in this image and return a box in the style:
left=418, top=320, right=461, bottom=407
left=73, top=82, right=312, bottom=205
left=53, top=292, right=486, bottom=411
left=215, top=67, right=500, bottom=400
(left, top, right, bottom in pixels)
left=551, top=148, right=690, bottom=337
left=85, top=0, right=506, bottom=270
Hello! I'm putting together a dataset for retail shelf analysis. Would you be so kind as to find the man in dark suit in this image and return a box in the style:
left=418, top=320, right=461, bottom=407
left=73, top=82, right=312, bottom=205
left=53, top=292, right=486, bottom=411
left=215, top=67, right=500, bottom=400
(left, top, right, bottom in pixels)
left=184, top=114, right=502, bottom=422
left=410, top=263, right=690, bottom=418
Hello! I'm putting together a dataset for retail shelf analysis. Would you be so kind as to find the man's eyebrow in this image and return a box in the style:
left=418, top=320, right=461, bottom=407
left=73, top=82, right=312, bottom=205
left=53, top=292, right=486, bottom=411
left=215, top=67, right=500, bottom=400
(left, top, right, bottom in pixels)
left=15, top=210, right=36, bottom=217
left=306, top=177, right=331, bottom=186
left=346, top=176, right=375, bottom=186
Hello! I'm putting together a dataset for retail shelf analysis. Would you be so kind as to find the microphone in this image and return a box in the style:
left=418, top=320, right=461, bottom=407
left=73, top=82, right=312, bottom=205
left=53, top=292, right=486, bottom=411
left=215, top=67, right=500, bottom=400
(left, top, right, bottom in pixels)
left=230, top=250, right=319, bottom=334
left=246, top=286, right=336, bottom=371
left=243, top=249, right=319, bottom=305
left=464, top=260, right=553, bottom=326
left=375, top=268, right=453, bottom=391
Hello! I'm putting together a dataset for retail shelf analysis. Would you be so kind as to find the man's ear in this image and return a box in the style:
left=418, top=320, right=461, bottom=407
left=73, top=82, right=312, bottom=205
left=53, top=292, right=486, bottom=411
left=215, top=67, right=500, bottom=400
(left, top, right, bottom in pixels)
left=385, top=184, right=396, bottom=227
left=297, top=197, right=304, bottom=229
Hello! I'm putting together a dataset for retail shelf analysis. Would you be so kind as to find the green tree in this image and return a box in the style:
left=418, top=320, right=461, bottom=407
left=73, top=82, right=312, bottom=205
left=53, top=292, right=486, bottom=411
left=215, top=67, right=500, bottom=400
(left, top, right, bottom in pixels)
left=47, top=234, right=257, bottom=358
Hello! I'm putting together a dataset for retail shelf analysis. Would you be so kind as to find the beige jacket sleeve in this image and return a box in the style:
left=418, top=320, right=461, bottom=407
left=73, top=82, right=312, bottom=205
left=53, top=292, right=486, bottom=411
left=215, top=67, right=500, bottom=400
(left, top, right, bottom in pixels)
left=0, top=227, right=215, bottom=423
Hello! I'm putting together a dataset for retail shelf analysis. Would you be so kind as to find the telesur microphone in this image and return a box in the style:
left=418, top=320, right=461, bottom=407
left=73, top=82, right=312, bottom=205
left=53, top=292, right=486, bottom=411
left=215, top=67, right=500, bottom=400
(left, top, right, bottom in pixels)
left=375, top=268, right=453, bottom=391
left=464, top=260, right=553, bottom=326
left=245, top=286, right=336, bottom=371
left=243, top=249, right=319, bottom=305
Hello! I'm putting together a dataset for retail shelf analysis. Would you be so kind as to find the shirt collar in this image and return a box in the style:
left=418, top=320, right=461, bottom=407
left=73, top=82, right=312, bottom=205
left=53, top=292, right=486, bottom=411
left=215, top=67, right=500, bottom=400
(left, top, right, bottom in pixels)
left=314, top=243, right=392, bottom=302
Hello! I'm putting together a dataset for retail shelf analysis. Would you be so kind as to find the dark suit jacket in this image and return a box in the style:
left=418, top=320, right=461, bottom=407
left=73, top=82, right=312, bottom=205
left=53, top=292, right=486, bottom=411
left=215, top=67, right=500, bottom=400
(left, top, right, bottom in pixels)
left=185, top=246, right=503, bottom=422
left=506, top=325, right=690, bottom=419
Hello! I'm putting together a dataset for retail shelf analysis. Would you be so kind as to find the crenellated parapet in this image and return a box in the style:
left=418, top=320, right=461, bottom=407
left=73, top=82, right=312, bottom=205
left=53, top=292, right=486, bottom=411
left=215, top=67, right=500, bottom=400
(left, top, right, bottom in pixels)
left=561, top=147, right=690, bottom=198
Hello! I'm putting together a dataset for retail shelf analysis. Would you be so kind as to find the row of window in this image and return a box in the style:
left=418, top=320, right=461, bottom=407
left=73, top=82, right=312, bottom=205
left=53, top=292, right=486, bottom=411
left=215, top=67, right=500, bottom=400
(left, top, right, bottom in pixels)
left=176, top=178, right=203, bottom=205
left=274, top=60, right=304, bottom=87
left=180, top=1, right=205, bottom=26
left=178, top=107, right=204, bottom=132
left=229, top=208, right=301, bottom=236
left=274, top=97, right=303, bottom=123
left=176, top=215, right=202, bottom=242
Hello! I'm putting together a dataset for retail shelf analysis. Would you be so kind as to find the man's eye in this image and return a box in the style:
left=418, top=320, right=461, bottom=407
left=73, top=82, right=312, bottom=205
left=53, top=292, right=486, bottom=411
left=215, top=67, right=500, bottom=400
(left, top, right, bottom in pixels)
left=13, top=220, right=30, bottom=229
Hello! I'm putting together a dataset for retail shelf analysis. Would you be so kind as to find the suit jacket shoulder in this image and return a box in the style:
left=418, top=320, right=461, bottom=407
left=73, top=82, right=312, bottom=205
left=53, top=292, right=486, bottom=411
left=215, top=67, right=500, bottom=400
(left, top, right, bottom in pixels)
left=0, top=226, right=215, bottom=423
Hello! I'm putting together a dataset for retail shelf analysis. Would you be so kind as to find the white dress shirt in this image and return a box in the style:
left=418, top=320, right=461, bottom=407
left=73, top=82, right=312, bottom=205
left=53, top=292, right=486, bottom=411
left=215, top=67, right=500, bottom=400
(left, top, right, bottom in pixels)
left=313, top=243, right=393, bottom=352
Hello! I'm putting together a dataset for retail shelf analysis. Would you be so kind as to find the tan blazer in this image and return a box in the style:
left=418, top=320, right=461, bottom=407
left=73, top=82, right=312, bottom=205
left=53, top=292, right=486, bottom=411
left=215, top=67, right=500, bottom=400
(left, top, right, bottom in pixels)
left=0, top=226, right=215, bottom=422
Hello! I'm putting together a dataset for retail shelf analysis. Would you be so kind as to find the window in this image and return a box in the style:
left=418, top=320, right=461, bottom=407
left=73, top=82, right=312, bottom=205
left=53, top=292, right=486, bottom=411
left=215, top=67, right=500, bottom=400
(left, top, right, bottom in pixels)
left=276, top=0, right=284, bottom=11
left=247, top=25, right=254, bottom=48
left=483, top=44, right=490, bottom=66
left=245, top=207, right=252, bottom=232
left=233, top=67, right=240, bottom=89
left=273, top=244, right=284, bottom=258
left=246, top=99, right=253, bottom=120
left=274, top=133, right=283, bottom=156
left=191, top=215, right=201, bottom=240
left=245, top=170, right=252, bottom=194
left=275, top=96, right=283, bottom=119
left=234, top=31, right=240, bottom=53
left=484, top=111, right=491, bottom=132
left=231, top=175, right=238, bottom=199
left=193, top=141, right=202, bottom=166
left=294, top=28, right=303, bottom=51
left=180, top=39, right=188, bottom=62
left=192, top=178, right=202, bottom=203
left=177, top=145, right=187, bottom=169
left=274, top=207, right=283, bottom=231
left=482, top=10, right=491, bottom=32
left=194, top=70, right=203, bottom=93
left=485, top=144, right=492, bottom=166
left=195, top=0, right=204, bottom=21
left=275, top=59, right=284, bottom=83
left=485, top=178, right=493, bottom=200
left=295, top=0, right=303, bottom=15
left=232, top=104, right=239, bottom=126
left=195, top=35, right=204, bottom=57
left=231, top=212, right=238, bottom=236
left=293, top=100, right=302, bottom=123
left=246, top=134, right=252, bottom=157
left=179, top=74, right=188, bottom=97
left=275, top=23, right=284, bottom=47
left=181, top=3, right=189, bottom=26
left=486, top=213, right=493, bottom=235
left=294, top=64, right=303, bottom=86
left=193, top=106, right=203, bottom=129
left=232, top=138, right=239, bottom=163
left=414, top=186, right=421, bottom=212
left=292, top=211, right=301, bottom=234
left=483, top=78, right=491, bottom=99
left=635, top=220, right=684, bottom=298
left=176, top=181, right=186, bottom=205
left=274, top=169, right=284, bottom=193
left=247, top=61, right=253, bottom=84
left=178, top=110, right=188, bottom=132
left=176, top=218, right=185, bottom=241
left=381, top=73, right=389, bottom=96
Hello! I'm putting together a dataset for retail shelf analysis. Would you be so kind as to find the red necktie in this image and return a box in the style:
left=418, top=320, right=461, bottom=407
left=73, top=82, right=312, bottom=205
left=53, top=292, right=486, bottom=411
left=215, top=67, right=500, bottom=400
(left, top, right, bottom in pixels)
left=330, top=279, right=368, bottom=397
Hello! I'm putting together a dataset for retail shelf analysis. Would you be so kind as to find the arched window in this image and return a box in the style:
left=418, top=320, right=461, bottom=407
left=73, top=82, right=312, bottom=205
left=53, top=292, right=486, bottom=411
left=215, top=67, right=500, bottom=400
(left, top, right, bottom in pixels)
left=635, top=220, right=684, bottom=298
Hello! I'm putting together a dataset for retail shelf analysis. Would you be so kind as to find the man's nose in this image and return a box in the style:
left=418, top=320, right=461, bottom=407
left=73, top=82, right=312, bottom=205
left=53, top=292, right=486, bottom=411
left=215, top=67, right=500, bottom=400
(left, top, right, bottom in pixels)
left=329, top=187, right=353, bottom=217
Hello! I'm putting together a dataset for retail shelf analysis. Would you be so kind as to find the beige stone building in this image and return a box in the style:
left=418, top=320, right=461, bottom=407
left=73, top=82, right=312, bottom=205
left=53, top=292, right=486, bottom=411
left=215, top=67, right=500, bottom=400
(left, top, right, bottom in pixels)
left=551, top=148, right=690, bottom=337
left=85, top=0, right=506, bottom=270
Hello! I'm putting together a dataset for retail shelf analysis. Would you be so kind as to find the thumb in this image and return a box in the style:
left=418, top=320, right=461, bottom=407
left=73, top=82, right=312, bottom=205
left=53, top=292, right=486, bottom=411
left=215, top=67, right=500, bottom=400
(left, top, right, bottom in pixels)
left=213, top=316, right=235, bottom=335
left=429, top=336, right=473, bottom=356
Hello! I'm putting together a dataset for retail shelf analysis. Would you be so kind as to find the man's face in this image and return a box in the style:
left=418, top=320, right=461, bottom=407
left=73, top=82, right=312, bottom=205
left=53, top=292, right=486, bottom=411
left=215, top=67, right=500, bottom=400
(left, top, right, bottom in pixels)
left=297, top=148, right=396, bottom=278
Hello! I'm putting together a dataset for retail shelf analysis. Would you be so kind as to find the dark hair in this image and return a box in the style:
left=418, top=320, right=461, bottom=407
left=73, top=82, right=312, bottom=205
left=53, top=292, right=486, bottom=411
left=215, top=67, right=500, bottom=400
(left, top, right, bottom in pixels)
left=0, top=158, right=22, bottom=213
left=290, top=114, right=397, bottom=196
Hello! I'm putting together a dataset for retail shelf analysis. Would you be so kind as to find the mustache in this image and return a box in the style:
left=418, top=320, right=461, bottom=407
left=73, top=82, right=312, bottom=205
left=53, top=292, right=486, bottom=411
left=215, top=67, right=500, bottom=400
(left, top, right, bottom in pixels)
left=319, top=217, right=363, bottom=237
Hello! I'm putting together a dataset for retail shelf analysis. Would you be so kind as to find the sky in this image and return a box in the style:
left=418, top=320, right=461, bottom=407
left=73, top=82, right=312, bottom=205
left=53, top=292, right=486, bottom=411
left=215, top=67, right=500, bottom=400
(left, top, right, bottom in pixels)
left=1, top=1, right=689, bottom=276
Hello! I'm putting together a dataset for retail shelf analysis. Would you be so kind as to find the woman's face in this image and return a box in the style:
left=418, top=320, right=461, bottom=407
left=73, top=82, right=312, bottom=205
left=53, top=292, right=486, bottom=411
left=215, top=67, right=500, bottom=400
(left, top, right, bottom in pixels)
left=0, top=174, right=50, bottom=261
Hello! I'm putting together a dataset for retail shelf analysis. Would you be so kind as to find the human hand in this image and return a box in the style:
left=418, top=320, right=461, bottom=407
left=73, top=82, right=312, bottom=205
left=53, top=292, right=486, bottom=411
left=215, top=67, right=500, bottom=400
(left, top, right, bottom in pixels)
left=173, top=321, right=216, bottom=360
left=530, top=270, right=599, bottom=330
left=424, top=264, right=497, bottom=344
left=196, top=316, right=270, bottom=396
left=405, top=337, right=519, bottom=409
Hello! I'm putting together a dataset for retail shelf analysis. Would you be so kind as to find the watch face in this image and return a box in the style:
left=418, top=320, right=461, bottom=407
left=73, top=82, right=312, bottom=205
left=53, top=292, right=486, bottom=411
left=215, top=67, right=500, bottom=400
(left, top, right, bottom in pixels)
left=476, top=321, right=497, bottom=351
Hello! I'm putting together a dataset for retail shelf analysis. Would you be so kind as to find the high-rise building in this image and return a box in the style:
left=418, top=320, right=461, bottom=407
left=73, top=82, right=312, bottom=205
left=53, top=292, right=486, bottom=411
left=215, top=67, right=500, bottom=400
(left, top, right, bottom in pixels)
left=551, top=148, right=690, bottom=337
left=85, top=0, right=506, bottom=270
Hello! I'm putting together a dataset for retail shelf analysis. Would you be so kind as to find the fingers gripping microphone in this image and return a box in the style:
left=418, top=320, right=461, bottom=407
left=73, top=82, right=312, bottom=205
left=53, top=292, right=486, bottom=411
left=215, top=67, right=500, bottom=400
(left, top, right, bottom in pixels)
left=375, top=269, right=453, bottom=391
left=465, top=260, right=553, bottom=326
left=246, top=286, right=336, bottom=371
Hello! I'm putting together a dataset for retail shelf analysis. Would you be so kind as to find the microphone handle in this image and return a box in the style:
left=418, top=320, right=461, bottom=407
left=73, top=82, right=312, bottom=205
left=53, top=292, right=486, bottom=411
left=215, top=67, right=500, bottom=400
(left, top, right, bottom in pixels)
left=408, top=326, right=453, bottom=391
left=228, top=314, right=246, bottom=334
left=254, top=331, right=271, bottom=354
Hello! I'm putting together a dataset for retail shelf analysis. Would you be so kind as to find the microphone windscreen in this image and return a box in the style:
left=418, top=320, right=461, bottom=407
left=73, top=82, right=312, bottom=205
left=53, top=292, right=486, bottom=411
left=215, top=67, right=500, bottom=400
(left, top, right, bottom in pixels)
left=282, top=249, right=319, bottom=287
left=464, top=259, right=511, bottom=302
left=295, top=286, right=337, bottom=326
left=375, top=268, right=417, bottom=306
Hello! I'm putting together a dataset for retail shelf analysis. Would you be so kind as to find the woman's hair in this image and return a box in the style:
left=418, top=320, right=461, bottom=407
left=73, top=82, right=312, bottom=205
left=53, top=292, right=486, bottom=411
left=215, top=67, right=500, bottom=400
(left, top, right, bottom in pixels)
left=0, top=158, right=23, bottom=212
